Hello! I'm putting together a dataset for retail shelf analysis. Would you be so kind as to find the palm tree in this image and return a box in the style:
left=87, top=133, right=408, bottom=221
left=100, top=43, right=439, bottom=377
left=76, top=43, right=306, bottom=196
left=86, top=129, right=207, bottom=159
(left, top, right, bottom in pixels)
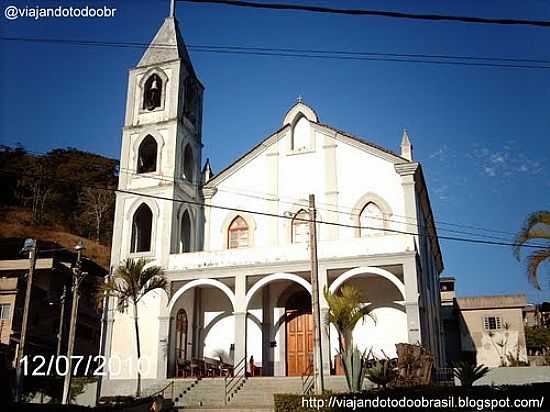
left=323, top=285, right=374, bottom=392
left=513, top=210, right=550, bottom=290
left=98, top=258, right=166, bottom=397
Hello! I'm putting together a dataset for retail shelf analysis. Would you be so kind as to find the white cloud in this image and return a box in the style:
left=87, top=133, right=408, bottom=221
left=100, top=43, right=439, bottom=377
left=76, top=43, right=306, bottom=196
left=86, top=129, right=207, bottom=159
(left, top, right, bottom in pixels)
left=472, top=143, right=546, bottom=178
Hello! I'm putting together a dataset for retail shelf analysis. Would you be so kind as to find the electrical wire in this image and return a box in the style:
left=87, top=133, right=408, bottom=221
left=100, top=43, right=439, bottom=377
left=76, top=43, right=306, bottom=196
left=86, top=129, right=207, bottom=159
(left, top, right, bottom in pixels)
left=4, top=146, right=525, bottom=240
left=178, top=0, right=550, bottom=28
left=0, top=168, right=546, bottom=250
left=2, top=37, right=550, bottom=70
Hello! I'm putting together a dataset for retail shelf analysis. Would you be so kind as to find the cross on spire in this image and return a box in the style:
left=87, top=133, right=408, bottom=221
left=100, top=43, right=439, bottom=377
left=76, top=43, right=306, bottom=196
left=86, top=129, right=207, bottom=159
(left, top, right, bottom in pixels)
left=296, top=95, right=303, bottom=103
left=169, top=0, right=176, bottom=17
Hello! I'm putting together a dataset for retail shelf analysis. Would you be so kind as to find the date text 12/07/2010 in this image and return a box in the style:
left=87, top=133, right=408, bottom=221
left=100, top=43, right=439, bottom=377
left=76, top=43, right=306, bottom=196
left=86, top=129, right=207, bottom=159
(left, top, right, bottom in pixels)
left=20, top=355, right=151, bottom=377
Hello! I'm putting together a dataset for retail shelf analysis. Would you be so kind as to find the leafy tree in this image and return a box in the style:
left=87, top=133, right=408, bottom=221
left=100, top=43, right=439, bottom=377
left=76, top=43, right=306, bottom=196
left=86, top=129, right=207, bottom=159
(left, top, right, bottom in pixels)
left=525, top=326, right=550, bottom=352
left=0, top=144, right=118, bottom=244
left=513, top=211, right=550, bottom=290
left=97, top=258, right=166, bottom=397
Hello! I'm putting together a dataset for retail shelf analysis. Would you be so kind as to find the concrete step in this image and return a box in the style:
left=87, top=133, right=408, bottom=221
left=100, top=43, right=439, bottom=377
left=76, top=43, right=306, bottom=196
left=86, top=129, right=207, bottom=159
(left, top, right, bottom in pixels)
left=169, top=376, right=352, bottom=409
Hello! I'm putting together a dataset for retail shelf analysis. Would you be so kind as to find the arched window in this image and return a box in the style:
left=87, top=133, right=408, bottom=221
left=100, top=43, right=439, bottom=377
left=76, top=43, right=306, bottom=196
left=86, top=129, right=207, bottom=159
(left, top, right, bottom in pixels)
left=184, top=78, right=199, bottom=125
left=228, top=216, right=249, bottom=249
left=176, top=309, right=188, bottom=360
left=143, top=74, right=162, bottom=111
left=183, top=145, right=194, bottom=181
left=291, top=115, right=309, bottom=151
left=137, top=135, right=157, bottom=174
left=359, top=202, right=385, bottom=237
left=131, top=203, right=153, bottom=252
left=292, top=209, right=309, bottom=244
left=179, top=210, right=191, bottom=253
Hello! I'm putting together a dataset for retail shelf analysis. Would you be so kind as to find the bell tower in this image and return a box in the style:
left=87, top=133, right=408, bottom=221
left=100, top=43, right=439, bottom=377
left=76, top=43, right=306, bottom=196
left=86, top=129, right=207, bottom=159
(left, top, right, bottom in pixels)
left=111, top=4, right=204, bottom=268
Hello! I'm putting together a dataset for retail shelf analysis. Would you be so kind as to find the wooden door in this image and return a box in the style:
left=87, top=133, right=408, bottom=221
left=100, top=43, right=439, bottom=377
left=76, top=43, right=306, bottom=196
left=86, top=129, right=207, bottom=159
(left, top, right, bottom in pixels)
left=286, top=309, right=313, bottom=376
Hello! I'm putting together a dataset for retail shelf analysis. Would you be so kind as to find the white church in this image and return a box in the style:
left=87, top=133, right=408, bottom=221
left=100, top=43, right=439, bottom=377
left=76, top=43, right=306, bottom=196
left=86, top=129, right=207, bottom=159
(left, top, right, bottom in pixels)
left=104, top=7, right=445, bottom=386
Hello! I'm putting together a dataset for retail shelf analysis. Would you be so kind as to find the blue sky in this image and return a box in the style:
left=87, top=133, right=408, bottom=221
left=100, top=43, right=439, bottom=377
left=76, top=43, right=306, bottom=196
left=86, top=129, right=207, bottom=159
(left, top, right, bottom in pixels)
left=1, top=0, right=549, bottom=302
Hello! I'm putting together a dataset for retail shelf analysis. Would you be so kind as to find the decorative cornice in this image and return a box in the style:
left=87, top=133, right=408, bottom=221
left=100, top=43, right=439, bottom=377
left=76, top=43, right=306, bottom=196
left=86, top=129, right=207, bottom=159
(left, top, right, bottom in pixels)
left=201, top=187, right=217, bottom=199
left=394, top=162, right=419, bottom=177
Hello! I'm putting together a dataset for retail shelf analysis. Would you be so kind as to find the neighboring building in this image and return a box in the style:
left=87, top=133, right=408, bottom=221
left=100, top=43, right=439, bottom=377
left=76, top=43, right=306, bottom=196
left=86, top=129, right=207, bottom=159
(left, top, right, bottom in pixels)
left=0, top=238, right=106, bottom=366
left=104, top=9, right=446, bottom=385
left=440, top=277, right=528, bottom=367
left=524, top=302, right=550, bottom=328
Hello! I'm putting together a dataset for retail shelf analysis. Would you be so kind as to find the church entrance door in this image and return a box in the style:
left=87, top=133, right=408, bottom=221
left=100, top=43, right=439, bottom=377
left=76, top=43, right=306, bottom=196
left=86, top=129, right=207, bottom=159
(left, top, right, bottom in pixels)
left=285, top=291, right=313, bottom=376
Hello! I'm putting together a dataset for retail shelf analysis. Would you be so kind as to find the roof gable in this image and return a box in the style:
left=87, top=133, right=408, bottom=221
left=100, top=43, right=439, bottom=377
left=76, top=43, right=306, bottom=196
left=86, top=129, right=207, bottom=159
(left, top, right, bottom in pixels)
left=204, top=120, right=408, bottom=188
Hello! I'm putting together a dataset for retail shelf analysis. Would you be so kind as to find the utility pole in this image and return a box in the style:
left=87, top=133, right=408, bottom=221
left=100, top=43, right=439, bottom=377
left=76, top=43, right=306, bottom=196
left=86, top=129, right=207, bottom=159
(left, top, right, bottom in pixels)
left=55, top=286, right=67, bottom=357
left=15, top=238, right=37, bottom=402
left=62, top=241, right=86, bottom=405
left=95, top=268, right=112, bottom=406
left=308, top=194, right=324, bottom=393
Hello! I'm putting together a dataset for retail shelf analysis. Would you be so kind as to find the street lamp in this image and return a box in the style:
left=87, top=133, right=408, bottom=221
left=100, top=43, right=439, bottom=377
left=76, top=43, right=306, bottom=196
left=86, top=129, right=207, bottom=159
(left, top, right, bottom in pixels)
left=48, top=286, right=67, bottom=357
left=61, top=241, right=86, bottom=405
left=15, top=238, right=37, bottom=402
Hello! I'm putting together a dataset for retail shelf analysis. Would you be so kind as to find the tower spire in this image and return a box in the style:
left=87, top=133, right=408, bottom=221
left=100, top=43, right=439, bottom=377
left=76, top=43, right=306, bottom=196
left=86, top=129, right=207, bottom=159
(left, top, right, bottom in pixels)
left=400, top=129, right=413, bottom=161
left=169, top=0, right=176, bottom=17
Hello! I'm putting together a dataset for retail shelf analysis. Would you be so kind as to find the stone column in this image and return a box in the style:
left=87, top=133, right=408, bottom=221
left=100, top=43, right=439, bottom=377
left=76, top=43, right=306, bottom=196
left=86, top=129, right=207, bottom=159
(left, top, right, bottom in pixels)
left=323, top=134, right=339, bottom=241
left=262, top=285, right=273, bottom=375
left=265, top=148, right=280, bottom=245
left=157, top=315, right=170, bottom=378
left=233, top=274, right=247, bottom=366
left=233, top=312, right=247, bottom=367
left=395, top=163, right=422, bottom=344
left=318, top=266, right=331, bottom=375
left=394, top=162, right=419, bottom=250
left=201, top=188, right=217, bottom=251
left=403, top=256, right=422, bottom=344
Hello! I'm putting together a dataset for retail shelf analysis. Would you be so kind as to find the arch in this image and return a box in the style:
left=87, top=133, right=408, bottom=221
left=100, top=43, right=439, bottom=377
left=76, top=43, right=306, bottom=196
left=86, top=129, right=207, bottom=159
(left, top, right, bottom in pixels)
left=139, top=68, right=168, bottom=112
left=179, top=209, right=192, bottom=253
left=290, top=114, right=310, bottom=151
left=283, top=101, right=319, bottom=126
left=220, top=211, right=257, bottom=249
left=143, top=74, right=162, bottom=110
left=352, top=192, right=393, bottom=237
left=360, top=202, right=384, bottom=237
left=329, top=266, right=405, bottom=299
left=137, top=135, right=158, bottom=174
left=175, top=309, right=189, bottom=360
left=291, top=209, right=309, bottom=244
left=183, top=144, right=194, bottom=182
left=167, top=278, right=236, bottom=314
left=245, top=272, right=312, bottom=310
left=131, top=203, right=153, bottom=253
left=228, top=216, right=249, bottom=249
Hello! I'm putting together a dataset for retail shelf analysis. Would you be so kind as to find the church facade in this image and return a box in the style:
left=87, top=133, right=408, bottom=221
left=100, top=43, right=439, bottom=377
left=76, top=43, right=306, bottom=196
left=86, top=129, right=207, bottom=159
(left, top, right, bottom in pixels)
left=104, top=12, right=445, bottom=382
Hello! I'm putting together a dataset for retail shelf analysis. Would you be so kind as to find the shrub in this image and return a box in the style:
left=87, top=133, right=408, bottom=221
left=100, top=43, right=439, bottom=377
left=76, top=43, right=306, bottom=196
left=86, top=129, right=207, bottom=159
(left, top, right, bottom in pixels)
left=365, top=359, right=397, bottom=389
left=453, top=362, right=489, bottom=387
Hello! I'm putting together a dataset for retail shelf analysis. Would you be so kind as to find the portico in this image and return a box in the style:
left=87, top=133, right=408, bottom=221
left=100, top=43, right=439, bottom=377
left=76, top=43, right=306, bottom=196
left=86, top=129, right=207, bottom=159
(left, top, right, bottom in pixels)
left=160, top=247, right=418, bottom=379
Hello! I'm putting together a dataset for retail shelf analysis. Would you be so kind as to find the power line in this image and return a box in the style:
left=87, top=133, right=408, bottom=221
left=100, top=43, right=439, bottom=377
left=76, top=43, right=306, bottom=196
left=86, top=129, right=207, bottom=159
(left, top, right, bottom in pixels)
left=2, top=36, right=550, bottom=70
left=6, top=146, right=522, bottom=240
left=178, top=0, right=550, bottom=28
left=0, top=168, right=546, bottom=250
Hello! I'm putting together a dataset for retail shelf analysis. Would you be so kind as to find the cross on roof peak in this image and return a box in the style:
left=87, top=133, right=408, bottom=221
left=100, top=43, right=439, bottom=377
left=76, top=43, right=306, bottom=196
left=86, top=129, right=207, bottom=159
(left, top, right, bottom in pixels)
left=296, top=95, right=303, bottom=104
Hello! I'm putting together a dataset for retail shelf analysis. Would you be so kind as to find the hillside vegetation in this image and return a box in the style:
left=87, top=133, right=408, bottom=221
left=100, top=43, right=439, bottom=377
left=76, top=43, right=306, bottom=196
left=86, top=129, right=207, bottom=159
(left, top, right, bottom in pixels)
left=0, top=145, right=118, bottom=269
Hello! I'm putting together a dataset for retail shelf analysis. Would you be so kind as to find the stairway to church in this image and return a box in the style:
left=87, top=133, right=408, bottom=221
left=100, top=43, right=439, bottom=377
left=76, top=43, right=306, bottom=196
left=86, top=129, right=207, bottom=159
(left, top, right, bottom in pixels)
left=172, top=376, right=350, bottom=410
